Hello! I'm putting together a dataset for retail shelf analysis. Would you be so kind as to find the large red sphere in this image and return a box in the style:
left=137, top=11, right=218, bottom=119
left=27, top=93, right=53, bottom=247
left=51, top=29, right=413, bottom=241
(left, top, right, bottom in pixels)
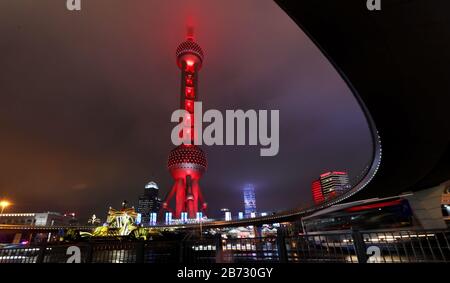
left=168, top=145, right=207, bottom=179
left=176, top=40, right=204, bottom=68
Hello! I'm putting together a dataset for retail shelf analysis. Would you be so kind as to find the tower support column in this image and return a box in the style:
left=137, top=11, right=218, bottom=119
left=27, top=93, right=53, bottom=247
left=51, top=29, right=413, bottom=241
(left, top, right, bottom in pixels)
left=175, top=178, right=185, bottom=218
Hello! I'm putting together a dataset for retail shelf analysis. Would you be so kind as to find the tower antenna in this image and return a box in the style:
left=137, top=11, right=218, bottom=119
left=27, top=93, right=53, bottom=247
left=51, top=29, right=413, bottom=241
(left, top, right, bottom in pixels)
left=187, top=26, right=195, bottom=41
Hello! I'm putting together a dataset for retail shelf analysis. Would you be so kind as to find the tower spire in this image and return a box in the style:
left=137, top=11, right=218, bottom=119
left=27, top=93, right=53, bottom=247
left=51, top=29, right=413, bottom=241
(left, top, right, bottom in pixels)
left=186, top=26, right=195, bottom=41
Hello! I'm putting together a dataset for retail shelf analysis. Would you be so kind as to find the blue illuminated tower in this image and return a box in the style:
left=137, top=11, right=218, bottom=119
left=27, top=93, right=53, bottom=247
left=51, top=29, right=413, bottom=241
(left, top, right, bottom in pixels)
left=243, top=184, right=257, bottom=217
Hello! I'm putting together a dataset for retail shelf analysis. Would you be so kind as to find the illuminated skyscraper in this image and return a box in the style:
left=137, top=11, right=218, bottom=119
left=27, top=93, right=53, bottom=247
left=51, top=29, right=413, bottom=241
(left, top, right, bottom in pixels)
left=312, top=171, right=351, bottom=204
left=243, top=184, right=257, bottom=217
left=137, top=181, right=161, bottom=225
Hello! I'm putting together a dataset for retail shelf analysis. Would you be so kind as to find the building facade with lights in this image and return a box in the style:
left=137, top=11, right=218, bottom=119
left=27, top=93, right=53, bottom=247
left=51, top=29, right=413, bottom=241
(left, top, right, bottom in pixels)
left=312, top=180, right=324, bottom=204
left=312, top=171, right=351, bottom=204
left=136, top=181, right=161, bottom=225
left=243, top=184, right=257, bottom=217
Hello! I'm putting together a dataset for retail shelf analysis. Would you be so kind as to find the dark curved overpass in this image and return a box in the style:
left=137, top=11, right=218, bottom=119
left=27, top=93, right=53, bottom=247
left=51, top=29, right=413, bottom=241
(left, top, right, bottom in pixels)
left=276, top=0, right=450, bottom=199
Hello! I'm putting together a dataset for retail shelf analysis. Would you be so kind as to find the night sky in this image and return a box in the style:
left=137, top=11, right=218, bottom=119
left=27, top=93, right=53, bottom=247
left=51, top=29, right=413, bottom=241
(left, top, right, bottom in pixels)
left=0, top=0, right=372, bottom=220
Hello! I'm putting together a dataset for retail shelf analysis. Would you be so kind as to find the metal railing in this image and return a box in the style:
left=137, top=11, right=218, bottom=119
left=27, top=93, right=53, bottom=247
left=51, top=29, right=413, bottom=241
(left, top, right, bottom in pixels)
left=0, top=229, right=449, bottom=263
left=360, top=229, right=450, bottom=263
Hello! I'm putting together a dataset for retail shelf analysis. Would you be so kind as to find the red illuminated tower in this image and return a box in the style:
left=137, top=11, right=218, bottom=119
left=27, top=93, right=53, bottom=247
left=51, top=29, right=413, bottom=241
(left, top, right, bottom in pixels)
left=161, top=30, right=207, bottom=219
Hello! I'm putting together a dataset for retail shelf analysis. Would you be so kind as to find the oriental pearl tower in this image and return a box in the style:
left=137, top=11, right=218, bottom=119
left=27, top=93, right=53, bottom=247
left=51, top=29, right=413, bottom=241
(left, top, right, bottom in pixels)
left=161, top=29, right=207, bottom=219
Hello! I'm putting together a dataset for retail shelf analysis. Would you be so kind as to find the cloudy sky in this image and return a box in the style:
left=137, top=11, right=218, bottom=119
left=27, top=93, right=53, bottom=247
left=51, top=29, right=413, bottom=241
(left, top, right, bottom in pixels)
left=0, top=0, right=372, bottom=220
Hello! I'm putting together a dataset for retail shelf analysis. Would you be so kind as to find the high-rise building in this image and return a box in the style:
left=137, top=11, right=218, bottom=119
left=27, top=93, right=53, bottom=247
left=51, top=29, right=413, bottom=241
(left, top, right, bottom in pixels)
left=162, top=29, right=208, bottom=219
left=312, top=171, right=351, bottom=204
left=243, top=184, right=257, bottom=217
left=312, top=180, right=324, bottom=204
left=320, top=171, right=350, bottom=199
left=137, top=181, right=161, bottom=225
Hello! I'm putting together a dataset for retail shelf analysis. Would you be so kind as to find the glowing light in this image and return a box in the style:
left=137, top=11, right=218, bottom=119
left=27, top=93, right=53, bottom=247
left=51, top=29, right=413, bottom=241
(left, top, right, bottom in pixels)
left=320, top=172, right=331, bottom=177
left=185, top=64, right=195, bottom=73
left=145, top=181, right=159, bottom=189
left=185, top=100, right=194, bottom=112
left=186, top=60, right=194, bottom=67
left=186, top=76, right=194, bottom=86
left=185, top=87, right=194, bottom=98
left=165, top=212, right=172, bottom=225
left=346, top=199, right=402, bottom=212
left=0, top=200, right=11, bottom=214
left=181, top=212, right=188, bottom=223
left=312, top=180, right=324, bottom=204
left=149, top=212, right=157, bottom=226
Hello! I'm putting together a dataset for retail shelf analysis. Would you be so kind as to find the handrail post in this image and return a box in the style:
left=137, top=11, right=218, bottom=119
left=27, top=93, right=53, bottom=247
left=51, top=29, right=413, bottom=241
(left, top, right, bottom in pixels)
left=352, top=230, right=368, bottom=263
left=215, top=233, right=224, bottom=263
left=85, top=241, right=93, bottom=263
left=135, top=241, right=145, bottom=263
left=277, top=228, right=288, bottom=263
left=36, top=242, right=47, bottom=263
left=179, top=239, right=186, bottom=263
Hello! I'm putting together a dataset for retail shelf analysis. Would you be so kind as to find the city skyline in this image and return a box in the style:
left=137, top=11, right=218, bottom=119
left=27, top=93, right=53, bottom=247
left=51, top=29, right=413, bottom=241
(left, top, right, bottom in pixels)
left=0, top=0, right=448, bottom=270
left=0, top=1, right=372, bottom=220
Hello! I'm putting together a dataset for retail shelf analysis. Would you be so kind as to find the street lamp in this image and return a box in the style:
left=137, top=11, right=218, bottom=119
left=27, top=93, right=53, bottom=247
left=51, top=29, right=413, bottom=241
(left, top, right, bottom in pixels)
left=0, top=200, right=11, bottom=214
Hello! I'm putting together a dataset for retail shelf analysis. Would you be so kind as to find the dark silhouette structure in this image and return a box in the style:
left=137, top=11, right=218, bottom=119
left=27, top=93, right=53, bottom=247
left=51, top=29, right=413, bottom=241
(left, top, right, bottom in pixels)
left=276, top=0, right=450, bottom=201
